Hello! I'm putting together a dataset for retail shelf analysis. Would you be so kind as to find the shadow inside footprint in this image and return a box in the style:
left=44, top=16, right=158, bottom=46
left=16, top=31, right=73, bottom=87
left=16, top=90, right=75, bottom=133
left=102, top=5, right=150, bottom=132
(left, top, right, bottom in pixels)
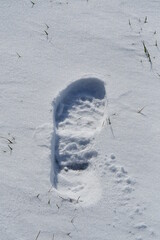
left=51, top=77, right=106, bottom=188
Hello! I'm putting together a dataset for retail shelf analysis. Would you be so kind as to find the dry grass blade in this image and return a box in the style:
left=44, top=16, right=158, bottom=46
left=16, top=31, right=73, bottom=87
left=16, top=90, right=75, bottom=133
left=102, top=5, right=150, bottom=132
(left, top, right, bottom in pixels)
left=48, top=186, right=53, bottom=192
left=16, top=52, right=21, bottom=58
left=144, top=16, right=148, bottom=23
left=137, top=106, right=147, bottom=116
left=71, top=216, right=78, bottom=231
left=35, top=231, right=41, bottom=240
left=44, top=30, right=48, bottom=39
left=56, top=204, right=60, bottom=210
left=66, top=232, right=72, bottom=238
left=0, top=136, right=14, bottom=144
left=31, top=1, right=35, bottom=7
left=8, top=145, right=13, bottom=152
left=137, top=106, right=145, bottom=113
left=36, top=193, right=40, bottom=199
left=155, top=40, right=158, bottom=47
left=157, top=73, right=160, bottom=77
left=45, top=24, right=49, bottom=29
left=128, top=19, right=132, bottom=29
left=107, top=117, right=115, bottom=138
left=142, top=41, right=152, bottom=68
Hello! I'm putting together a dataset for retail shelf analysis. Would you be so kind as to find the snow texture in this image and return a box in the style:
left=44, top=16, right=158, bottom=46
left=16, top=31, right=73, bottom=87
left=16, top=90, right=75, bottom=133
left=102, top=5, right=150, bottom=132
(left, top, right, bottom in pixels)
left=1, top=0, right=160, bottom=239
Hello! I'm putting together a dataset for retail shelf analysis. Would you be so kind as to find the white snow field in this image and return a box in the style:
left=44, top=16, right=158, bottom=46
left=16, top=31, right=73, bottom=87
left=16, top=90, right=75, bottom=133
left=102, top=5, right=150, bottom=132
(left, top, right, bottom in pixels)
left=1, top=0, right=160, bottom=239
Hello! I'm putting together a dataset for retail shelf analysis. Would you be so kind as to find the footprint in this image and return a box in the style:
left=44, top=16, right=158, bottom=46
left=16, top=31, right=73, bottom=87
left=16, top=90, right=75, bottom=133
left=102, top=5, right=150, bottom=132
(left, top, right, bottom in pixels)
left=51, top=77, right=107, bottom=204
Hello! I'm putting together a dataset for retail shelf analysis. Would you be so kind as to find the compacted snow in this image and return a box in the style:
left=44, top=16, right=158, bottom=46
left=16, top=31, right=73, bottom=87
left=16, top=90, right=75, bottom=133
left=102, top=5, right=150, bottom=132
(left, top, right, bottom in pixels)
left=1, top=0, right=160, bottom=240
left=53, top=78, right=106, bottom=203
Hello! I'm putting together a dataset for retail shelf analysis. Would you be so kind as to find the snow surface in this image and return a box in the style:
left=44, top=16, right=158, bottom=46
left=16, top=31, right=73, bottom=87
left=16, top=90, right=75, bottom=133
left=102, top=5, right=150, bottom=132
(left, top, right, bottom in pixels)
left=1, top=0, right=160, bottom=239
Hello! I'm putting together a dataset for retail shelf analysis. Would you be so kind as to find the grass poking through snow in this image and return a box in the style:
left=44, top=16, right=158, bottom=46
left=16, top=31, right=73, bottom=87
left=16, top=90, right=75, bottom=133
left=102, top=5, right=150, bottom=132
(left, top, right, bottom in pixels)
left=142, top=41, right=152, bottom=68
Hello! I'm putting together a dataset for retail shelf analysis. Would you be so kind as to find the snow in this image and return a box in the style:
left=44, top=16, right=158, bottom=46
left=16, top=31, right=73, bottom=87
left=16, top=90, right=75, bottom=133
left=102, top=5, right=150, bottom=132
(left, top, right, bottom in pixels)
left=1, top=0, right=160, bottom=239
left=53, top=77, right=106, bottom=204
